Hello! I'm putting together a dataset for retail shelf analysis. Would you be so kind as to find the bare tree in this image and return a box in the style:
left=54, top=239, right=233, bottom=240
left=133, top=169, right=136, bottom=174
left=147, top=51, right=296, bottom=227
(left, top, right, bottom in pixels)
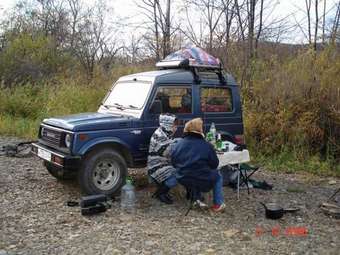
left=254, top=0, right=264, bottom=55
left=178, top=6, right=206, bottom=47
left=137, top=0, right=161, bottom=60
left=67, top=0, right=83, bottom=49
left=221, top=0, right=236, bottom=48
left=159, top=0, right=171, bottom=57
left=125, top=34, right=144, bottom=63
left=72, top=1, right=122, bottom=78
left=314, top=0, right=319, bottom=50
left=234, top=0, right=247, bottom=41
left=137, top=0, right=174, bottom=60
left=305, top=0, right=313, bottom=45
left=322, top=0, right=326, bottom=44
left=331, top=1, right=340, bottom=44
left=248, top=0, right=255, bottom=60
left=183, top=0, right=227, bottom=52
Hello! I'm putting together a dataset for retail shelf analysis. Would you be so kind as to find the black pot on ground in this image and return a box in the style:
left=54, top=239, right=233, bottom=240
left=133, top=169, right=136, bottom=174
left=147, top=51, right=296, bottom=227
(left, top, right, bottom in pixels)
left=260, top=202, right=285, bottom=219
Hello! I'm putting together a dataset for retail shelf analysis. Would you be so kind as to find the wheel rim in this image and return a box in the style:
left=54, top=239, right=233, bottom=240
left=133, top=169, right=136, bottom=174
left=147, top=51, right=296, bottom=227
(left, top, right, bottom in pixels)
left=92, top=159, right=121, bottom=191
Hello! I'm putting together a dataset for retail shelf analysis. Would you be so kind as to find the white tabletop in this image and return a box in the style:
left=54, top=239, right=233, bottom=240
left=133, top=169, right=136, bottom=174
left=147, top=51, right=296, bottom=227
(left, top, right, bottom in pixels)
left=217, top=149, right=250, bottom=167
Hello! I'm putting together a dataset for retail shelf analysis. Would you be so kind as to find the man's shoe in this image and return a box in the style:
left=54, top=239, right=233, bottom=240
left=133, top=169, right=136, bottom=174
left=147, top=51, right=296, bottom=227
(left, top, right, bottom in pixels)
left=158, top=193, right=173, bottom=204
left=211, top=203, right=226, bottom=213
left=193, top=200, right=208, bottom=209
left=165, top=193, right=173, bottom=201
left=153, top=184, right=173, bottom=204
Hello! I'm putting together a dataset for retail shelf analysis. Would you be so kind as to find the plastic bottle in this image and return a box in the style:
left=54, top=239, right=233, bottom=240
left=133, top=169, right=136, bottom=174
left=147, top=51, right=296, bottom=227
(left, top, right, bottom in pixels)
left=209, top=122, right=217, bottom=146
left=216, top=133, right=222, bottom=151
left=120, top=178, right=136, bottom=214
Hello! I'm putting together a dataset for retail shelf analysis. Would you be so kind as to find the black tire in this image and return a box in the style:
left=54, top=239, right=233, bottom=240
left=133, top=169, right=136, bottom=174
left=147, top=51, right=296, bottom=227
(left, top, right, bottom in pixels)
left=45, top=162, right=76, bottom=180
left=78, top=148, right=127, bottom=196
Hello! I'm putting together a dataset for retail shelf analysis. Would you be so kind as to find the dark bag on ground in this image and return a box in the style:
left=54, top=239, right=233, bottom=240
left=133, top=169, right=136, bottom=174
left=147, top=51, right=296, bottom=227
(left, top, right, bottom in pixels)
left=220, top=165, right=273, bottom=190
left=220, top=165, right=238, bottom=186
left=80, top=194, right=108, bottom=216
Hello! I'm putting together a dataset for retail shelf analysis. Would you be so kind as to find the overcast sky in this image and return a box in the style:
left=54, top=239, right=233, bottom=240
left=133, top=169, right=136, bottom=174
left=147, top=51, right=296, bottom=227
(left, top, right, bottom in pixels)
left=0, top=0, right=338, bottom=44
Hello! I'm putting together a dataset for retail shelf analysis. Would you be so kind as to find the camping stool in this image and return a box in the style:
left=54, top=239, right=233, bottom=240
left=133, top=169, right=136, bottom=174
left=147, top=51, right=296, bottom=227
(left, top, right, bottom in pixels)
left=184, top=186, right=208, bottom=216
left=184, top=187, right=195, bottom=216
left=237, top=163, right=259, bottom=196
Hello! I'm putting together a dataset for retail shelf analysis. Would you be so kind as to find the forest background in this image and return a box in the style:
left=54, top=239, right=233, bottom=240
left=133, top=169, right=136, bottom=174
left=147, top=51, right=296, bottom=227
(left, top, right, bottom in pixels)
left=0, top=0, right=339, bottom=175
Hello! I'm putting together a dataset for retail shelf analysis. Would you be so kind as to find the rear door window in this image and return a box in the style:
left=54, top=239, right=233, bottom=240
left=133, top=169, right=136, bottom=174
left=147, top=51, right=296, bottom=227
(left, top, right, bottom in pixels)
left=150, top=87, right=192, bottom=114
left=200, top=87, right=233, bottom=112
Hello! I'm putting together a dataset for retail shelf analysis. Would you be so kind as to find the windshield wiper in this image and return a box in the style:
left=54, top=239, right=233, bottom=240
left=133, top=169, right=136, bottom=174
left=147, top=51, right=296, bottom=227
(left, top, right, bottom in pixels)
left=100, top=103, right=112, bottom=109
left=102, top=103, right=136, bottom=110
left=113, top=103, right=126, bottom=110
left=100, top=103, right=123, bottom=110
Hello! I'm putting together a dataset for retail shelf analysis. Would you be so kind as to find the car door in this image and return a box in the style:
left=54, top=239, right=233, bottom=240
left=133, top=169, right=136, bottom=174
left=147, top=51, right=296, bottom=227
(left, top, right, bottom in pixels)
left=140, top=84, right=194, bottom=158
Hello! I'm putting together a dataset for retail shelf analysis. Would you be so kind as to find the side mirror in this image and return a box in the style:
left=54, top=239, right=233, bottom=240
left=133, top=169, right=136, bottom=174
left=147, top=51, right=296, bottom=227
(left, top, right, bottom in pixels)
left=149, top=99, right=163, bottom=114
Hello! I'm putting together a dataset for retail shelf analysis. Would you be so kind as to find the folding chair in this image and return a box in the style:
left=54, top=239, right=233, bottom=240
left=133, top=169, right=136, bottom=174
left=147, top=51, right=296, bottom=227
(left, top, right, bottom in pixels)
left=236, top=163, right=259, bottom=197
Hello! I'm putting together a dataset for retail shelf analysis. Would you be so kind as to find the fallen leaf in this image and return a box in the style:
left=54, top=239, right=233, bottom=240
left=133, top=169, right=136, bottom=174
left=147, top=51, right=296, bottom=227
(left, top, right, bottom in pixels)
left=223, top=229, right=240, bottom=238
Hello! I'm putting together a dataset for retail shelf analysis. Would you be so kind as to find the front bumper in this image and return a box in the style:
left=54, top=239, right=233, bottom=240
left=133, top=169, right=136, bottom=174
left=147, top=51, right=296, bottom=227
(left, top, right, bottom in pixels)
left=31, top=143, right=81, bottom=169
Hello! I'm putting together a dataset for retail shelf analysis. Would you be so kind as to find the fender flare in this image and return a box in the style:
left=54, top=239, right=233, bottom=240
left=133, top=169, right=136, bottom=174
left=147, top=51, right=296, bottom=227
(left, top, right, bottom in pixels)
left=79, top=137, right=133, bottom=166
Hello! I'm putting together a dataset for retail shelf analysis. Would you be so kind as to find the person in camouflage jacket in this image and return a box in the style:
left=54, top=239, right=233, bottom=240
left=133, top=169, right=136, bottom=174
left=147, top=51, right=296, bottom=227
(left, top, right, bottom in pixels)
left=147, top=113, right=178, bottom=204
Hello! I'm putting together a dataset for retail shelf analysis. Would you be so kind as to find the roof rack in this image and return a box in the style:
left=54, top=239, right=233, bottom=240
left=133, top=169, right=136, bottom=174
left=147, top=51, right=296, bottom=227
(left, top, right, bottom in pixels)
left=156, top=59, right=226, bottom=85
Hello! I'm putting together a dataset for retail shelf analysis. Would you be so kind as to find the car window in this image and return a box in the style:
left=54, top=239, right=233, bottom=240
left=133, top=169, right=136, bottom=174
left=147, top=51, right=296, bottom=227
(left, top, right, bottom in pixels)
left=150, top=87, right=192, bottom=114
left=104, top=81, right=152, bottom=109
left=200, top=87, right=233, bottom=112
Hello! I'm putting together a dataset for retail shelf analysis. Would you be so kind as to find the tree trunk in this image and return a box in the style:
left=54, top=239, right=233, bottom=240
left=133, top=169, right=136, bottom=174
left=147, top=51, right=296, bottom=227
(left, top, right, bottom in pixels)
left=331, top=2, right=340, bottom=44
left=314, top=0, right=319, bottom=51
left=322, top=0, right=326, bottom=44
left=248, top=0, right=255, bottom=60
left=254, top=0, right=264, bottom=57
left=163, top=0, right=171, bottom=58
left=246, top=0, right=256, bottom=96
left=153, top=1, right=160, bottom=61
left=305, top=0, right=312, bottom=45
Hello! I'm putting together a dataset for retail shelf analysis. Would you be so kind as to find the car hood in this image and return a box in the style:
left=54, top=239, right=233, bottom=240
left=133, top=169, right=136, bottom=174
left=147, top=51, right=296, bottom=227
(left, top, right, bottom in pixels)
left=42, top=112, right=135, bottom=131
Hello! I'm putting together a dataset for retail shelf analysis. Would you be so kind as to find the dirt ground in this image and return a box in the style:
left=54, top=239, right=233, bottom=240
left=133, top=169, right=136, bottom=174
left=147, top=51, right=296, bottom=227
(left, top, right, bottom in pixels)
left=1, top=136, right=340, bottom=255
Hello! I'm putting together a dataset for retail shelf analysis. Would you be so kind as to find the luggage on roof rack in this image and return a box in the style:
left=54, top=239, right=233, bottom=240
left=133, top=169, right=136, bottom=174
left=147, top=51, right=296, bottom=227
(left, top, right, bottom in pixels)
left=156, top=46, right=226, bottom=84
left=156, top=58, right=221, bottom=70
left=156, top=46, right=221, bottom=69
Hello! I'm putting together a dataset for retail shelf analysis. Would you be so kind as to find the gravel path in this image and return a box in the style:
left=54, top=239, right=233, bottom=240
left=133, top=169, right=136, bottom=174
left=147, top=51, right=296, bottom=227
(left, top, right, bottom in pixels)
left=1, top=136, right=340, bottom=255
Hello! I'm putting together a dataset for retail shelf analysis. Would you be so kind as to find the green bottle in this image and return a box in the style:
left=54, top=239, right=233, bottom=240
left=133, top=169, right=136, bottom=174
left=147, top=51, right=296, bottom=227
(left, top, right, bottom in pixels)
left=216, top=133, right=222, bottom=151
left=206, top=131, right=213, bottom=142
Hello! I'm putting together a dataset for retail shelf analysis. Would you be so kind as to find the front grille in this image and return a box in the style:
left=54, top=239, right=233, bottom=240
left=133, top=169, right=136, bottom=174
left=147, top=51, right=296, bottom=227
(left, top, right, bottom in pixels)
left=41, top=127, right=62, bottom=147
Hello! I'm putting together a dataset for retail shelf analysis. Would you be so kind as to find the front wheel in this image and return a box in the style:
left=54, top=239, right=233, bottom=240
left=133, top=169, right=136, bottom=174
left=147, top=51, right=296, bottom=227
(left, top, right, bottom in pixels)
left=78, top=148, right=127, bottom=196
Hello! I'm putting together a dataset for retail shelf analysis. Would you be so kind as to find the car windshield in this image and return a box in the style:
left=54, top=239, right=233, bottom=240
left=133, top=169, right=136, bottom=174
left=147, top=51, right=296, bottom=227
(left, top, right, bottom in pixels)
left=103, top=81, right=152, bottom=110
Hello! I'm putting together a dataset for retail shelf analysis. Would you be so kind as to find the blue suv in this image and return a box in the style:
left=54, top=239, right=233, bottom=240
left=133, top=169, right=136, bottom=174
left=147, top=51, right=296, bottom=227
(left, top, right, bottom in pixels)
left=31, top=62, right=244, bottom=196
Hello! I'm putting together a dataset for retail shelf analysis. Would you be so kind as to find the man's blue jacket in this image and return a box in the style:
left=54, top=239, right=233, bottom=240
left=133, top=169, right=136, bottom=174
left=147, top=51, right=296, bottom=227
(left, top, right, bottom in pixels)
left=171, top=132, right=219, bottom=191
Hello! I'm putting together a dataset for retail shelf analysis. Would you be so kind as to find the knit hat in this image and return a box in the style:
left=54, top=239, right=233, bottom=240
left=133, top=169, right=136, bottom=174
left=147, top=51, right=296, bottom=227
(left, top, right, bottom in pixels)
left=159, top=114, right=177, bottom=132
left=183, top=118, right=204, bottom=136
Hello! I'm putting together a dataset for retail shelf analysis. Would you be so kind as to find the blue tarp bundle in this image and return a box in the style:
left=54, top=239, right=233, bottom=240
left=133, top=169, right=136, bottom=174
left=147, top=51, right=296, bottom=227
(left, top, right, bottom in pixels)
left=163, top=46, right=220, bottom=67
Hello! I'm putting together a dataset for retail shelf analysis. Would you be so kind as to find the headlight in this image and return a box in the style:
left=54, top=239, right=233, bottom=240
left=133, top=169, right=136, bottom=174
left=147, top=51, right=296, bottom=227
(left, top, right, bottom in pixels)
left=65, top=134, right=72, bottom=148
left=40, top=127, right=45, bottom=137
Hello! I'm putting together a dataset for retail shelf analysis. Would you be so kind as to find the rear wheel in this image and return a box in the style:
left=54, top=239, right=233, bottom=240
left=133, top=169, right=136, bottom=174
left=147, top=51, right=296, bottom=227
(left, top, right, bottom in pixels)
left=45, top=162, right=76, bottom=180
left=78, top=148, right=127, bottom=196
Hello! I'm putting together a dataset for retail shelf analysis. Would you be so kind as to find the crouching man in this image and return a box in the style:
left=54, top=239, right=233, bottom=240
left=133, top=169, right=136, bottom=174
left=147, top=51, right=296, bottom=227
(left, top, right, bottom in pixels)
left=147, top=114, right=178, bottom=204
left=171, top=118, right=226, bottom=212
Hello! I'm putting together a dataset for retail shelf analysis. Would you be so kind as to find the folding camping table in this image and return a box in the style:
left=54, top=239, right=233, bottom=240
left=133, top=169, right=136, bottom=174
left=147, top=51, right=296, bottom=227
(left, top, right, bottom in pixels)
left=217, top=149, right=256, bottom=199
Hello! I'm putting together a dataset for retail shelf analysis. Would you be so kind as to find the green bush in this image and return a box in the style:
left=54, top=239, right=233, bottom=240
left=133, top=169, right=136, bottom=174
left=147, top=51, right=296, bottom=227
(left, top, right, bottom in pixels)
left=0, top=33, right=71, bottom=86
left=244, top=46, right=340, bottom=168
